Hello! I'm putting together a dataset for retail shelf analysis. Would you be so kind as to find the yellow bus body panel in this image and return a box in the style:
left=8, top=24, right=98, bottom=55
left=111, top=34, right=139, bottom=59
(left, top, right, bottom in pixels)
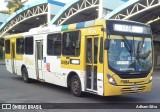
left=104, top=69, right=153, bottom=96
left=5, top=34, right=24, bottom=60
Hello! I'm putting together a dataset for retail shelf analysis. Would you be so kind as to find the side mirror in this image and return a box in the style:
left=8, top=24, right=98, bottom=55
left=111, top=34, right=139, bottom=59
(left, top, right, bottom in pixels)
left=104, top=38, right=110, bottom=50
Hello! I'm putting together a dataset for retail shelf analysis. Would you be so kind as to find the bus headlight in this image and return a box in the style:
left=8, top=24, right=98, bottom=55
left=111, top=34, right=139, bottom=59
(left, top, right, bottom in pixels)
left=107, top=75, right=117, bottom=86
left=149, top=76, right=152, bottom=82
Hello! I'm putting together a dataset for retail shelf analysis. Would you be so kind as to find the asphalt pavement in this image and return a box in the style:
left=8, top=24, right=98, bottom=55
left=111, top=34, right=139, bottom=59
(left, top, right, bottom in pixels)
left=0, top=65, right=160, bottom=112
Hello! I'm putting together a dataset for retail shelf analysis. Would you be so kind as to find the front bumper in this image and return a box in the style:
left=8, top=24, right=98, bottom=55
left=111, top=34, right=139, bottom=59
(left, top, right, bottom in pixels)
left=104, top=82, right=152, bottom=96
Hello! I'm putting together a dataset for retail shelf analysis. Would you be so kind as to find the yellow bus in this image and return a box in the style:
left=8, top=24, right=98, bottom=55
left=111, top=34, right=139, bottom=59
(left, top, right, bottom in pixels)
left=4, top=19, right=153, bottom=97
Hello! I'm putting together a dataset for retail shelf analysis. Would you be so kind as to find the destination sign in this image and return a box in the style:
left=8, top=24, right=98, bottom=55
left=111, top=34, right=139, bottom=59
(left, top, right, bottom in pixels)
left=113, top=24, right=150, bottom=34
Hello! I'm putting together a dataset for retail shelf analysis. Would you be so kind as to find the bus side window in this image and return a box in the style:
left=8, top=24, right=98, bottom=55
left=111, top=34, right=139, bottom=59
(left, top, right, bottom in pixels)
left=47, top=33, right=61, bottom=56
left=94, top=38, right=98, bottom=64
left=62, top=31, right=80, bottom=56
left=25, top=37, right=33, bottom=55
left=16, top=38, right=24, bottom=54
left=5, top=40, right=10, bottom=54
left=99, top=37, right=103, bottom=63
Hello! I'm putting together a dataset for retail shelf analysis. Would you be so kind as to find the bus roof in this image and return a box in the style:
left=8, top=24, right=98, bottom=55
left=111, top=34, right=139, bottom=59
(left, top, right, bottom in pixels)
left=28, top=19, right=104, bottom=36
left=4, top=19, right=149, bottom=38
left=27, top=19, right=149, bottom=36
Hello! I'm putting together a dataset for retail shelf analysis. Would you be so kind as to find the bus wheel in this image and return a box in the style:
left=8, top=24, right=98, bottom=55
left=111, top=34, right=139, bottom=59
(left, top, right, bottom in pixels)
left=70, top=75, right=83, bottom=97
left=22, top=67, right=31, bottom=83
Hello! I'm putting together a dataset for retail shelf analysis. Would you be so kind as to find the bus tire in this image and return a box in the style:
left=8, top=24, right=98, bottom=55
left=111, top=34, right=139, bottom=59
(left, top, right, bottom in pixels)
left=22, top=67, right=31, bottom=83
left=70, top=75, right=83, bottom=97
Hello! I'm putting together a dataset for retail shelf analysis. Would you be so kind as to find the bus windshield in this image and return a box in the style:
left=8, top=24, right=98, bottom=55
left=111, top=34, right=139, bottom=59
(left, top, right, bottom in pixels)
left=108, top=36, right=152, bottom=73
left=106, top=20, right=153, bottom=74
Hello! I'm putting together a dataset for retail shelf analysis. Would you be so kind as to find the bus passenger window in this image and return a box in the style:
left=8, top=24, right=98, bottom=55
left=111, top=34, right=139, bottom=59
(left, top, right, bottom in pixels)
left=25, top=37, right=33, bottom=55
left=62, top=31, right=80, bottom=56
left=99, top=37, right=103, bottom=63
left=94, top=38, right=98, bottom=64
left=47, top=33, right=61, bottom=56
left=16, top=38, right=24, bottom=54
left=5, top=40, right=10, bottom=54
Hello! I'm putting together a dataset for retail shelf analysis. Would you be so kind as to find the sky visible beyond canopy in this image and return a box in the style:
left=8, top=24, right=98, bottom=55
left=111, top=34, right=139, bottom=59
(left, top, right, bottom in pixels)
left=0, top=0, right=73, bottom=10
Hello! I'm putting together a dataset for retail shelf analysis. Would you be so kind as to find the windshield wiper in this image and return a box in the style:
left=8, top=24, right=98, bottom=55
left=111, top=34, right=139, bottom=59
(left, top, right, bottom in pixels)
left=140, top=37, right=145, bottom=52
left=121, top=35, right=133, bottom=62
left=137, top=37, right=145, bottom=60
left=121, top=35, right=132, bottom=53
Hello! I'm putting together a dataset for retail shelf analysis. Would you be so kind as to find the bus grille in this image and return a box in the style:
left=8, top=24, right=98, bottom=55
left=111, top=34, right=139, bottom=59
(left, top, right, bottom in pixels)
left=121, top=86, right=145, bottom=94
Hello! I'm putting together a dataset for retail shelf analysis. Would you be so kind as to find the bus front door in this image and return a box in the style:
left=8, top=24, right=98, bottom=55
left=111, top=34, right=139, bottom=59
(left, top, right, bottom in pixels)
left=86, top=36, right=98, bottom=92
left=11, top=42, right=16, bottom=74
left=36, top=40, right=43, bottom=80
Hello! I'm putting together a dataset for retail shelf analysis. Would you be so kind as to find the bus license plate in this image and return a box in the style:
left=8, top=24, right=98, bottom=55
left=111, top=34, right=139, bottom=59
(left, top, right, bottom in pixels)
left=131, top=86, right=138, bottom=91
